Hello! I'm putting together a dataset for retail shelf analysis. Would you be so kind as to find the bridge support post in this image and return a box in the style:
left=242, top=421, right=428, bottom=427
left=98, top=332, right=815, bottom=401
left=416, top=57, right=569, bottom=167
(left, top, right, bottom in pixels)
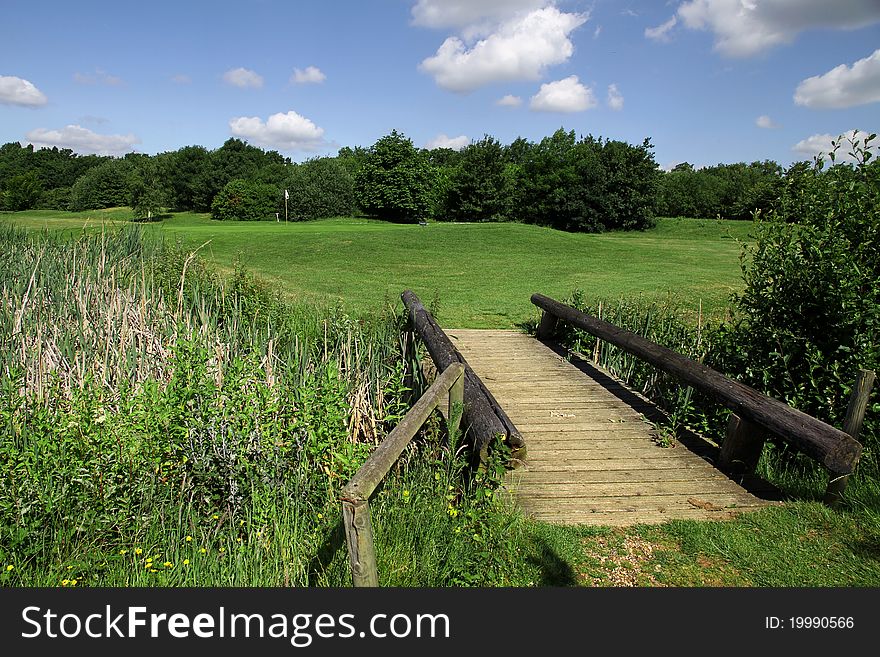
left=824, top=369, right=875, bottom=506
left=536, top=310, right=558, bottom=340
left=719, top=413, right=766, bottom=478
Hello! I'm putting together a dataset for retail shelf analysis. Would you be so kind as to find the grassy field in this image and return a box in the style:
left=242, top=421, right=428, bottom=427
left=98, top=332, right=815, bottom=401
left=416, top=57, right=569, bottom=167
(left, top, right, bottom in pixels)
left=0, top=210, right=752, bottom=327
left=2, top=210, right=877, bottom=588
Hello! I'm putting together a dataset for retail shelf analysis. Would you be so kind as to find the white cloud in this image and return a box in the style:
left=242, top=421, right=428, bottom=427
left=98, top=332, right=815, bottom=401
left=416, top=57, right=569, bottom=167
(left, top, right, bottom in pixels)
left=223, top=67, right=264, bottom=89
left=419, top=7, right=587, bottom=92
left=0, top=75, right=47, bottom=107
left=496, top=94, right=523, bottom=107
left=755, top=115, right=780, bottom=129
left=676, top=0, right=880, bottom=57
left=607, top=83, right=624, bottom=111
left=171, top=74, right=191, bottom=84
left=425, top=133, right=471, bottom=150
left=794, top=48, right=880, bottom=109
left=73, top=69, right=122, bottom=86
left=593, top=25, right=602, bottom=39
left=291, top=66, right=326, bottom=84
left=530, top=75, right=597, bottom=113
left=411, top=0, right=546, bottom=29
left=229, top=110, right=325, bottom=151
left=24, top=125, right=139, bottom=156
left=792, top=129, right=877, bottom=162
left=645, top=16, right=678, bottom=42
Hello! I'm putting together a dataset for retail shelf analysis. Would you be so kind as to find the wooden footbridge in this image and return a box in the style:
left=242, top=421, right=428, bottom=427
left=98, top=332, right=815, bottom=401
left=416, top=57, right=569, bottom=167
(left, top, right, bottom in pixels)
left=340, top=291, right=869, bottom=584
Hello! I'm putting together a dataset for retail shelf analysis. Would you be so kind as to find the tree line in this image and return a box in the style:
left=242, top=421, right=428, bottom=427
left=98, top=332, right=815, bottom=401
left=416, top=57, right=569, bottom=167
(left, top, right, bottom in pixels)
left=0, top=129, right=870, bottom=230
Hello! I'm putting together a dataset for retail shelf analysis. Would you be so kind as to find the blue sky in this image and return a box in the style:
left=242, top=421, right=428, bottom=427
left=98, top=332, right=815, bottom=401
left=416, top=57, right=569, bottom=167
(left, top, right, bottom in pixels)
left=2, top=0, right=879, bottom=168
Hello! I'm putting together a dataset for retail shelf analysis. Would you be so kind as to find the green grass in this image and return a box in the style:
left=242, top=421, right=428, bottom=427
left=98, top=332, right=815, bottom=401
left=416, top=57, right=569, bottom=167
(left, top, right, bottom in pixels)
left=0, top=211, right=753, bottom=327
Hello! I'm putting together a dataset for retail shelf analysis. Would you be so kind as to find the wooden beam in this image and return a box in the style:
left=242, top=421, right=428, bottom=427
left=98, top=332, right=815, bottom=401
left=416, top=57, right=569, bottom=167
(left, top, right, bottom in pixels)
left=402, top=290, right=526, bottom=462
left=531, top=293, right=862, bottom=476
left=343, top=363, right=464, bottom=501
left=342, top=499, right=378, bottom=587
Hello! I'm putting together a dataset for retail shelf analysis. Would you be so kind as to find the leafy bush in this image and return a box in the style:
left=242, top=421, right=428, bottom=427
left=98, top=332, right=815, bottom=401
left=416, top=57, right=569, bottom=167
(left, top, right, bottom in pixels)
left=710, top=133, right=880, bottom=470
left=69, top=159, right=133, bottom=210
left=283, top=157, right=357, bottom=220
left=210, top=178, right=279, bottom=221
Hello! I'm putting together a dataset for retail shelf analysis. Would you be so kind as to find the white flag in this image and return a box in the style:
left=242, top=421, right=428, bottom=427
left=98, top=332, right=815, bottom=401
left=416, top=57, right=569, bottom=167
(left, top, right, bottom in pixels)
left=284, top=189, right=289, bottom=200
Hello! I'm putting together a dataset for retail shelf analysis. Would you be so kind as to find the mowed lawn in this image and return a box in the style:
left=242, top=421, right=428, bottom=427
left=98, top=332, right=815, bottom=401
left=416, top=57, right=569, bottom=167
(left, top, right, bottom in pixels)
left=1, top=210, right=753, bottom=327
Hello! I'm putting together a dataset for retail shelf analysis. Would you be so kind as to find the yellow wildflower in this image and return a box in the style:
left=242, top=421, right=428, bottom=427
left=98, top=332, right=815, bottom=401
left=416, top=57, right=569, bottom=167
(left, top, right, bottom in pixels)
left=185, top=536, right=193, bottom=542
left=70, top=579, right=77, bottom=586
left=62, top=579, right=69, bottom=586
left=5, top=565, right=13, bottom=572
left=163, top=562, right=173, bottom=568
left=135, top=548, right=143, bottom=555
left=119, top=549, right=128, bottom=555
left=199, top=548, right=207, bottom=554
left=183, top=559, right=190, bottom=566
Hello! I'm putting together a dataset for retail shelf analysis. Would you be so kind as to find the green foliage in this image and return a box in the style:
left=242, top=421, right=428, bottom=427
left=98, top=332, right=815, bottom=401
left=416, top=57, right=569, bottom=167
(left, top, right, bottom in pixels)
left=442, top=136, right=509, bottom=222
left=516, top=129, right=659, bottom=232
left=1, top=170, right=43, bottom=211
left=128, top=158, right=165, bottom=220
left=356, top=130, right=437, bottom=222
left=210, top=178, right=279, bottom=221
left=283, top=157, right=357, bottom=220
left=711, top=132, right=880, bottom=471
left=658, top=160, right=782, bottom=220
left=69, top=159, right=133, bottom=210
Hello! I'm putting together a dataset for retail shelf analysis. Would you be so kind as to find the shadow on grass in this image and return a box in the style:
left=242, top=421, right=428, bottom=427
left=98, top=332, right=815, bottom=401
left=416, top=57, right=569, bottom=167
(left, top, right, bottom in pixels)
left=307, top=519, right=347, bottom=586
left=524, top=536, right=579, bottom=586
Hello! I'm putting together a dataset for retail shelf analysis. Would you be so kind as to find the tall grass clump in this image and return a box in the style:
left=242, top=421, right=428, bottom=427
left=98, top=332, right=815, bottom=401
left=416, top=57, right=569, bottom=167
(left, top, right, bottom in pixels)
left=0, top=224, right=463, bottom=585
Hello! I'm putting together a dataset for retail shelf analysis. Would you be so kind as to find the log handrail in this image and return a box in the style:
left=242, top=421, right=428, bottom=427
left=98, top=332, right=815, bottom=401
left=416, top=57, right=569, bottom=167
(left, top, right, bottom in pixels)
left=530, top=293, right=863, bottom=485
left=402, top=290, right=525, bottom=464
left=340, top=362, right=465, bottom=587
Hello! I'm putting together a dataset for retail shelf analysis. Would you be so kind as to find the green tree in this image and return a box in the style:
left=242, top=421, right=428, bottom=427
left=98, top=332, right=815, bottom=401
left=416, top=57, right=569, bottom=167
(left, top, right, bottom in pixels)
left=444, top=136, right=508, bottom=221
left=211, top=179, right=279, bottom=221
left=69, top=159, right=133, bottom=211
left=283, top=157, right=356, bottom=220
left=355, top=130, right=436, bottom=222
left=1, top=170, right=43, bottom=210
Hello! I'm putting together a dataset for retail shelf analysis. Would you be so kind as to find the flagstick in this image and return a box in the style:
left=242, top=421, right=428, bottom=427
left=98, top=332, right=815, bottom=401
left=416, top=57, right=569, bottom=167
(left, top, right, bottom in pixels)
left=284, top=189, right=289, bottom=222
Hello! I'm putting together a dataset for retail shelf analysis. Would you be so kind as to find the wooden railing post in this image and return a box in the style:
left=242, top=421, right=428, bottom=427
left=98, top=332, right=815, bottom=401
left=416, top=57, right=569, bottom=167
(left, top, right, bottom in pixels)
left=824, top=369, right=875, bottom=506
left=536, top=310, right=558, bottom=340
left=718, top=413, right=766, bottom=477
left=342, top=498, right=378, bottom=587
left=448, top=367, right=464, bottom=438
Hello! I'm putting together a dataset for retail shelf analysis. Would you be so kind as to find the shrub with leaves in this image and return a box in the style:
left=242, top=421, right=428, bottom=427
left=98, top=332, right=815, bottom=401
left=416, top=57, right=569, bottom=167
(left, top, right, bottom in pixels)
left=711, top=132, right=880, bottom=470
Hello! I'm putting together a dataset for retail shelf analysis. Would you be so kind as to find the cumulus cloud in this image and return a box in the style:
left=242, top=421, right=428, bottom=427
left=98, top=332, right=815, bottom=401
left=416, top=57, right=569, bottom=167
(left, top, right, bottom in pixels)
left=0, top=75, right=47, bottom=107
left=645, top=16, right=678, bottom=42
left=411, top=0, right=546, bottom=29
left=419, top=7, right=587, bottom=92
left=496, top=94, right=523, bottom=107
left=425, top=133, right=471, bottom=150
left=229, top=110, right=325, bottom=151
left=291, top=66, right=326, bottom=84
left=794, top=48, right=880, bottom=109
left=530, top=76, right=597, bottom=113
left=223, top=67, right=263, bottom=89
left=24, top=125, right=139, bottom=156
left=676, top=0, right=880, bottom=57
left=755, top=115, right=780, bottom=129
left=792, top=129, right=877, bottom=161
left=171, top=74, right=191, bottom=84
left=607, top=83, right=624, bottom=110
left=73, top=69, right=122, bottom=86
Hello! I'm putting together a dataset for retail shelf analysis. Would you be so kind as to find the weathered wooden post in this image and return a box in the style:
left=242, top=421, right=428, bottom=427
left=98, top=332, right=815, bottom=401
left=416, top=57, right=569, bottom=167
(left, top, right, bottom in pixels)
left=448, top=364, right=464, bottom=438
left=536, top=310, right=558, bottom=340
left=341, top=498, right=379, bottom=587
left=824, top=369, right=875, bottom=506
left=718, top=413, right=767, bottom=477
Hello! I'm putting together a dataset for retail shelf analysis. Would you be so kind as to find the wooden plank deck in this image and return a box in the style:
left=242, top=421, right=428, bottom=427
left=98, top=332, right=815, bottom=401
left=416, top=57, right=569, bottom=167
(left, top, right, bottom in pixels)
left=447, top=329, right=777, bottom=526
